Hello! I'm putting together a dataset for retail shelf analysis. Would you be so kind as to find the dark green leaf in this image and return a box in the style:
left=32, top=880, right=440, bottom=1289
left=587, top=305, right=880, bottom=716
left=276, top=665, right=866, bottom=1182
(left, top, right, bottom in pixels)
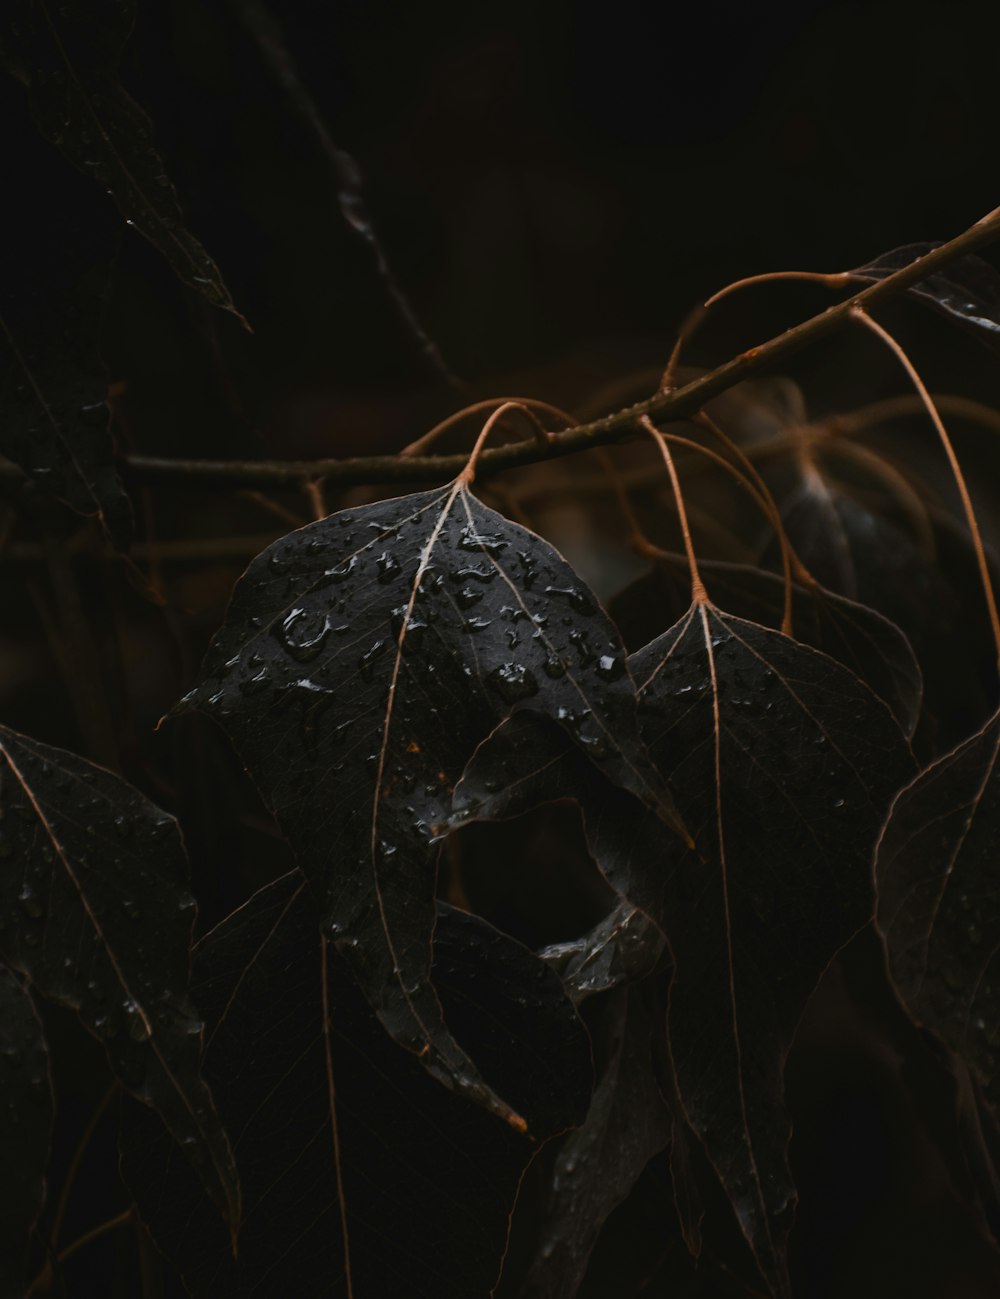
left=0, top=965, right=52, bottom=1299
left=121, top=873, right=592, bottom=1298
left=610, top=553, right=923, bottom=738
left=3, top=0, right=242, bottom=319
left=850, top=242, right=1000, bottom=348
left=458, top=607, right=915, bottom=1297
left=877, top=707, right=1000, bottom=1121
left=181, top=484, right=680, bottom=1125
left=0, top=725, right=239, bottom=1232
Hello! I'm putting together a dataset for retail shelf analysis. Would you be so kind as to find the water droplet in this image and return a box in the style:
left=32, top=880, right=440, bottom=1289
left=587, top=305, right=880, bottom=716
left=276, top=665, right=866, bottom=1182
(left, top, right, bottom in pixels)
left=455, top=586, right=484, bottom=609
left=543, top=655, right=566, bottom=678
left=451, top=563, right=496, bottom=584
left=464, top=616, right=492, bottom=633
left=460, top=528, right=508, bottom=554
left=544, top=585, right=594, bottom=615
left=595, top=654, right=624, bottom=681
left=239, top=666, right=271, bottom=695
left=487, top=663, right=540, bottom=703
left=358, top=639, right=387, bottom=680
left=325, top=555, right=358, bottom=583
left=275, top=608, right=331, bottom=663
left=376, top=552, right=402, bottom=583
left=123, top=999, right=152, bottom=1042
left=569, top=629, right=596, bottom=665
left=17, top=885, right=43, bottom=920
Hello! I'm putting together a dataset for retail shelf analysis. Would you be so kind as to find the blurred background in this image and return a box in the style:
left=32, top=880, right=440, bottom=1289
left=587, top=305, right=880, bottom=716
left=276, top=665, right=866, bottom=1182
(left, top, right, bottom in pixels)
left=5, top=2, right=1000, bottom=1295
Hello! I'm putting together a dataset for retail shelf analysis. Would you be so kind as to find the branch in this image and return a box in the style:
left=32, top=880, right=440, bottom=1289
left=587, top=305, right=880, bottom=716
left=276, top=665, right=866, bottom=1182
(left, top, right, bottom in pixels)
left=16, top=205, right=1000, bottom=494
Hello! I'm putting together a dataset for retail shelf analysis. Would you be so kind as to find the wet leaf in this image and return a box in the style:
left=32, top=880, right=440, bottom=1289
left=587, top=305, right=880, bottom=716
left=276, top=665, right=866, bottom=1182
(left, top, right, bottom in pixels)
left=770, top=476, right=997, bottom=756
left=523, top=985, right=673, bottom=1299
left=540, top=900, right=666, bottom=1004
left=610, top=553, right=923, bottom=738
left=121, top=873, right=591, bottom=1298
left=0, top=725, right=239, bottom=1232
left=181, top=483, right=680, bottom=1125
left=458, top=607, right=915, bottom=1296
left=850, top=242, right=1000, bottom=348
left=0, top=965, right=52, bottom=1299
left=3, top=0, right=242, bottom=319
left=877, top=707, right=1000, bottom=1121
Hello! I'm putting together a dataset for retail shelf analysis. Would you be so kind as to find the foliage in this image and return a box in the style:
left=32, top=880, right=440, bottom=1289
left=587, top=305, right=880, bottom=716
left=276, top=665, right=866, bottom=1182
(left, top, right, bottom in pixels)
left=4, top=4, right=1000, bottom=1297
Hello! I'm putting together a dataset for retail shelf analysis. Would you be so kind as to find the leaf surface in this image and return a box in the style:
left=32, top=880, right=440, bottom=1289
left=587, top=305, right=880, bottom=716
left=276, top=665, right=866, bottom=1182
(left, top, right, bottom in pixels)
left=0, top=966, right=52, bottom=1299
left=540, top=900, right=666, bottom=1005
left=770, top=477, right=997, bottom=755
left=182, top=484, right=679, bottom=1122
left=850, top=242, right=1000, bottom=347
left=0, top=725, right=239, bottom=1231
left=121, top=873, right=592, bottom=1298
left=610, top=553, right=922, bottom=737
left=877, top=707, right=1000, bottom=1119
left=4, top=0, right=241, bottom=317
left=458, top=609, right=915, bottom=1296
left=523, top=985, right=673, bottom=1299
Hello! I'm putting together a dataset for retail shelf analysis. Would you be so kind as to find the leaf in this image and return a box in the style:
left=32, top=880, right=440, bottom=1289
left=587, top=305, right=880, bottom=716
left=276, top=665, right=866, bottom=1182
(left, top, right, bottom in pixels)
left=3, top=0, right=242, bottom=319
left=0, top=725, right=239, bottom=1232
left=540, top=900, right=666, bottom=1004
left=610, top=553, right=923, bottom=738
left=181, top=483, right=680, bottom=1124
left=876, top=706, right=1000, bottom=1121
left=458, top=608, right=916, bottom=1296
left=121, top=873, right=592, bottom=1298
left=0, top=965, right=52, bottom=1299
left=770, top=474, right=997, bottom=756
left=523, top=985, right=673, bottom=1299
left=850, top=242, right=1000, bottom=348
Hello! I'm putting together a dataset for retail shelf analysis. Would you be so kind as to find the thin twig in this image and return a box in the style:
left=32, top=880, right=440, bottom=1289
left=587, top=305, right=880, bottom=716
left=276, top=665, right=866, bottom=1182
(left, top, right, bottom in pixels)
left=26, top=1208, right=134, bottom=1297
left=230, top=0, right=458, bottom=387
left=92, top=205, right=1000, bottom=490
left=50, top=1082, right=120, bottom=1247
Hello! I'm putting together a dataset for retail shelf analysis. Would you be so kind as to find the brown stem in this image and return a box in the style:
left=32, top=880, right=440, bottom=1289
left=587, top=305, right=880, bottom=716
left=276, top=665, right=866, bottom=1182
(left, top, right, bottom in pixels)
left=26, top=1208, right=134, bottom=1296
left=640, top=415, right=707, bottom=603
left=51, top=1082, right=120, bottom=1247
left=104, top=203, right=1000, bottom=490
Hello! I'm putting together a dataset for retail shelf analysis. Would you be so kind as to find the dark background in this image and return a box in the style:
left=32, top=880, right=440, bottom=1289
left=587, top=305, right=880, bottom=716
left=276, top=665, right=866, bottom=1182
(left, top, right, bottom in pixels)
left=9, top=0, right=1000, bottom=464
left=6, top=2, right=1000, bottom=1296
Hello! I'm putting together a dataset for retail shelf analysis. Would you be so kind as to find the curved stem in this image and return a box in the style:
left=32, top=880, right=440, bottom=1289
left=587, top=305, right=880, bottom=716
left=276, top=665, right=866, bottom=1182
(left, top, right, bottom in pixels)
left=399, top=397, right=569, bottom=458
left=11, top=205, right=990, bottom=493
left=663, top=270, right=851, bottom=389
left=692, top=411, right=801, bottom=633
left=458, top=402, right=531, bottom=486
left=27, top=1208, right=134, bottom=1296
left=50, top=1081, right=120, bottom=1248
left=640, top=415, right=707, bottom=603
